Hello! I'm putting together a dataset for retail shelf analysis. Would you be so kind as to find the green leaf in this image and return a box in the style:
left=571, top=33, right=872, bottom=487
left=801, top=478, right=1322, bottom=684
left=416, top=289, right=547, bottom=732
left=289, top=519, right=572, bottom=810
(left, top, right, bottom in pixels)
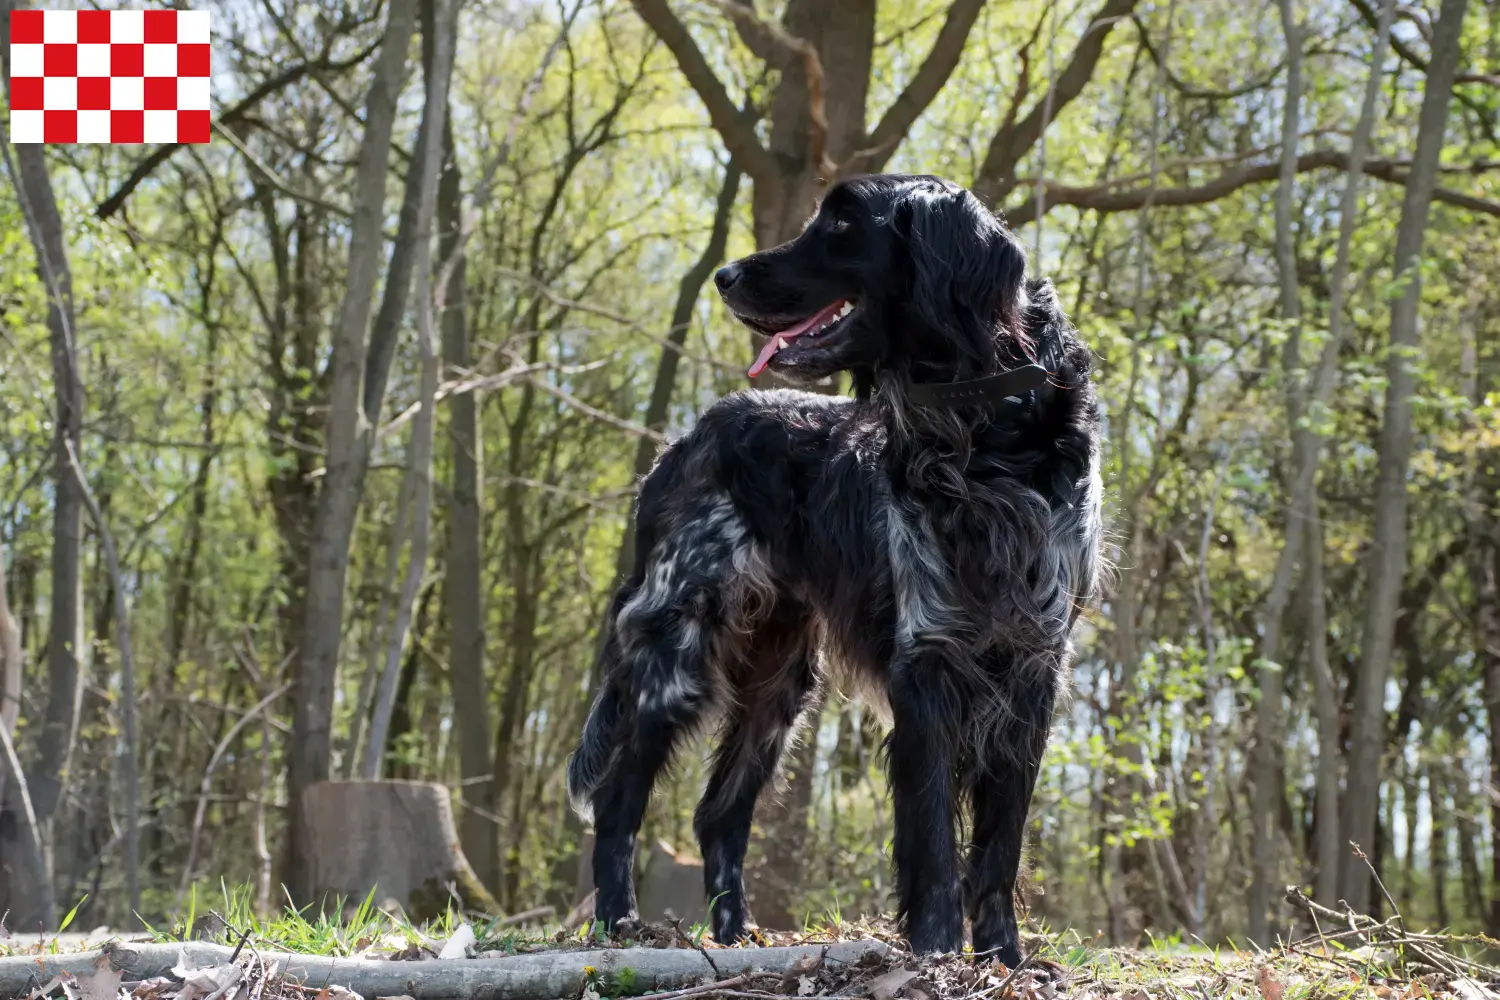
left=59, top=894, right=88, bottom=933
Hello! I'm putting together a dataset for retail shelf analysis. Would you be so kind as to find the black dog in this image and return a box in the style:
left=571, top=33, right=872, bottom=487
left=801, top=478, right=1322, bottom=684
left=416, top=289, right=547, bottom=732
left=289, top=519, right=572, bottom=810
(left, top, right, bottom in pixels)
left=567, top=174, right=1102, bottom=965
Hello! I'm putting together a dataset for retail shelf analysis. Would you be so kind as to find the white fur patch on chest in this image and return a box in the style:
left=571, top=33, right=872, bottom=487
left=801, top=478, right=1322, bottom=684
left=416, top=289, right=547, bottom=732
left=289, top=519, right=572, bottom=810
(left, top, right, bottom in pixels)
left=883, top=495, right=960, bottom=648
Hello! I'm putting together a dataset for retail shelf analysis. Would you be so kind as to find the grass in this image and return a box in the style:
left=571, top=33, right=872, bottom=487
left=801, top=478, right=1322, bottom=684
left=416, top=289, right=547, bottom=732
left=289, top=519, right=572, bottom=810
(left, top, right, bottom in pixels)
left=6, top=885, right=1498, bottom=998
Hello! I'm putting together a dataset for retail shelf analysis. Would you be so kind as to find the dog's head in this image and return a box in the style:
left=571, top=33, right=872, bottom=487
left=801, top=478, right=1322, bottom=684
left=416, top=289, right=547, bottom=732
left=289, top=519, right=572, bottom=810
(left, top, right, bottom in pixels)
left=715, top=174, right=1028, bottom=387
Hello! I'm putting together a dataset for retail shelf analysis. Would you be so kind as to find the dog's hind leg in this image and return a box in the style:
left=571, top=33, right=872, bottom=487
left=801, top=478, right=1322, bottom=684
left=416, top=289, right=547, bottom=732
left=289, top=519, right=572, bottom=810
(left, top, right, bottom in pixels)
left=585, top=619, right=717, bottom=933
left=964, top=678, right=1055, bottom=968
left=888, top=651, right=965, bottom=954
left=583, top=500, right=763, bottom=934
left=694, top=617, right=816, bottom=943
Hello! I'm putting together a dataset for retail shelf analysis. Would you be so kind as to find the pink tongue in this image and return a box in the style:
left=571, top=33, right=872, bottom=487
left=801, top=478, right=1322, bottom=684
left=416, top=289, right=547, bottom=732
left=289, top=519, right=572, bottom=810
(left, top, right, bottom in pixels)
left=747, top=336, right=785, bottom=378
left=747, top=300, right=846, bottom=378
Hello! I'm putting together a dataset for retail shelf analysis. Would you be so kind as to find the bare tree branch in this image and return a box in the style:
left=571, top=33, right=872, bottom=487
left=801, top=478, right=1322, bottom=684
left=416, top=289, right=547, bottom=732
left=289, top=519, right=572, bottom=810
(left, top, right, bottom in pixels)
left=1346, top=0, right=1495, bottom=139
left=973, top=0, right=1141, bottom=207
left=847, top=0, right=989, bottom=175
left=630, top=0, right=779, bottom=183
left=211, top=120, right=354, bottom=218
left=699, top=0, right=833, bottom=176
left=1003, top=150, right=1500, bottom=226
left=95, top=39, right=380, bottom=220
left=175, top=683, right=291, bottom=913
left=1134, top=14, right=1284, bottom=99
left=522, top=374, right=668, bottom=444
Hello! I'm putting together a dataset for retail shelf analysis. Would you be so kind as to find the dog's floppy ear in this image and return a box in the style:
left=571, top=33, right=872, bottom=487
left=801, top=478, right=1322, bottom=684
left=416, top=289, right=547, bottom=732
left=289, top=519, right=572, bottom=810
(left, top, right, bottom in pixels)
left=899, top=180, right=1027, bottom=365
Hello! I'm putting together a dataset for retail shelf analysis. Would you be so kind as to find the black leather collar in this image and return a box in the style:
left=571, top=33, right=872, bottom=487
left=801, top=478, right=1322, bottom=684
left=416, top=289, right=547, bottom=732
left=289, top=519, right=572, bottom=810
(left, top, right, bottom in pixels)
left=904, top=363, right=1049, bottom=408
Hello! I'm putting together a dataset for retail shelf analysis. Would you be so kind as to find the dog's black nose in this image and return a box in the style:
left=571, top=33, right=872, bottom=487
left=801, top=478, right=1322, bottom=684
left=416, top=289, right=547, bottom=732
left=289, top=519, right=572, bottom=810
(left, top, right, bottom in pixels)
left=714, top=264, right=741, bottom=293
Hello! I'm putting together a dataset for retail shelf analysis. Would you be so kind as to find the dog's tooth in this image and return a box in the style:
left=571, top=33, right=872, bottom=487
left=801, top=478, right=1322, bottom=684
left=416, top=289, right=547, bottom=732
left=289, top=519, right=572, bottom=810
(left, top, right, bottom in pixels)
left=775, top=335, right=787, bottom=352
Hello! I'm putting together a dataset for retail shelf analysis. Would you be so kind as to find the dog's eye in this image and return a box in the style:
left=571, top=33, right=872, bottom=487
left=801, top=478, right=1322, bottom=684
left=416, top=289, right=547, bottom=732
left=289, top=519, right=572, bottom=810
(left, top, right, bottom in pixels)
left=830, top=218, right=850, bottom=234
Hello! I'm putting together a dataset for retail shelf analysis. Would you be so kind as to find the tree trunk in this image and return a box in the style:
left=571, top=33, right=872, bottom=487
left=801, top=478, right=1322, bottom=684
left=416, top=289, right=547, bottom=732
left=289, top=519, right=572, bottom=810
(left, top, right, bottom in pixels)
left=1302, top=0, right=1396, bottom=908
left=286, top=0, right=420, bottom=900
left=266, top=195, right=327, bottom=667
left=0, top=8, right=81, bottom=925
left=344, top=459, right=411, bottom=779
left=1102, top=0, right=1174, bottom=944
left=439, top=112, right=496, bottom=891
left=1305, top=510, right=1341, bottom=907
left=167, top=314, right=220, bottom=673
left=1476, top=261, right=1500, bottom=938
left=0, top=554, right=19, bottom=812
left=385, top=581, right=438, bottom=780
left=1341, top=0, right=1469, bottom=912
left=738, top=0, right=869, bottom=874
left=749, top=0, right=871, bottom=249
left=750, top=699, right=823, bottom=930
left=1430, top=762, right=1449, bottom=929
left=1248, top=0, right=1303, bottom=945
left=362, top=0, right=457, bottom=783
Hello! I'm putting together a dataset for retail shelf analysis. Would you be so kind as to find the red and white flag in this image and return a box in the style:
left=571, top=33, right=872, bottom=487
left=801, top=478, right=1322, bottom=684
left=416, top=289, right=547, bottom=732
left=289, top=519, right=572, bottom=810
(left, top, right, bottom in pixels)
left=7, top=8, right=210, bottom=144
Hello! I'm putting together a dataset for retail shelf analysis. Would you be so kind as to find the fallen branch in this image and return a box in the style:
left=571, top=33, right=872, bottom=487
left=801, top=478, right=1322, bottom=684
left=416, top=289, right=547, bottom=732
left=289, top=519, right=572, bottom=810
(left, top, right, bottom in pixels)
left=0, top=941, right=888, bottom=1000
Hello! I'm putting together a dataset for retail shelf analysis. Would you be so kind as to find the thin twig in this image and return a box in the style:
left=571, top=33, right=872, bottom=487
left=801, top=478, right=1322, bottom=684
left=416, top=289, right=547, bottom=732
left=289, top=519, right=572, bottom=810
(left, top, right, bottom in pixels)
left=522, top=374, right=668, bottom=443
left=175, top=684, right=294, bottom=914
left=632, top=974, right=746, bottom=1000
left=976, top=940, right=1048, bottom=998
left=1351, top=843, right=1404, bottom=935
left=668, top=916, right=720, bottom=978
left=63, top=438, right=142, bottom=924
left=0, top=709, right=43, bottom=901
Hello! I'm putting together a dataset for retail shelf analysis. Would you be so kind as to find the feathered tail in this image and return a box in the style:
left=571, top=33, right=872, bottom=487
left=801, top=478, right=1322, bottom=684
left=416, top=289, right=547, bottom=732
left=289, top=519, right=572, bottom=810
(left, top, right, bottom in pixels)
left=566, top=680, right=624, bottom=823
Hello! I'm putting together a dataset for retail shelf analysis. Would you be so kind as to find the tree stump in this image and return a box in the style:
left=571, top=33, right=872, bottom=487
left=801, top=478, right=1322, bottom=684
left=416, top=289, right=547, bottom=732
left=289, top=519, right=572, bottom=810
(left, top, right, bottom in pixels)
left=300, top=779, right=498, bottom=921
left=575, top=836, right=708, bottom=927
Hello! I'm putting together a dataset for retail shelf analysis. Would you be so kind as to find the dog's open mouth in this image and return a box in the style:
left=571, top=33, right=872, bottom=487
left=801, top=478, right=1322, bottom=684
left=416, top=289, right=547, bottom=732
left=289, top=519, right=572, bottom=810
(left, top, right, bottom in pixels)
left=744, top=299, right=856, bottom=378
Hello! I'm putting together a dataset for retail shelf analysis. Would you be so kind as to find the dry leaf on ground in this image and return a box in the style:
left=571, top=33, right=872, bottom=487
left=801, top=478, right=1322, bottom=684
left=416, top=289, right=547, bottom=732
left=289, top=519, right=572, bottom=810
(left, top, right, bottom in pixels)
left=1255, top=966, right=1285, bottom=1000
left=168, top=954, right=241, bottom=1000
left=865, top=969, right=917, bottom=1000
left=79, top=951, right=123, bottom=1000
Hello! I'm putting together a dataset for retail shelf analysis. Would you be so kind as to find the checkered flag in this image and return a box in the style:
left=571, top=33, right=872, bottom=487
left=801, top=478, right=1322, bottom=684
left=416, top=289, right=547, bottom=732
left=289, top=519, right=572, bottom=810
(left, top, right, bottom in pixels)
left=7, top=8, right=210, bottom=144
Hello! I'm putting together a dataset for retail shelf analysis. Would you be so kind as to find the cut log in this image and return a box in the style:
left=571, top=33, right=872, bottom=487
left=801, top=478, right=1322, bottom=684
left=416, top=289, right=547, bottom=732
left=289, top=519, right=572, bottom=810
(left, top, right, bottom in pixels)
left=299, top=779, right=498, bottom=921
left=0, top=940, right=889, bottom=1000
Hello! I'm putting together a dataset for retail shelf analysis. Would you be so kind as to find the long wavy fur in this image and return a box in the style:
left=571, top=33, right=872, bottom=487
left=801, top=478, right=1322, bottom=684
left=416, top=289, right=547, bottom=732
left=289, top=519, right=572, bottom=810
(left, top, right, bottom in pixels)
left=565, top=174, right=1104, bottom=967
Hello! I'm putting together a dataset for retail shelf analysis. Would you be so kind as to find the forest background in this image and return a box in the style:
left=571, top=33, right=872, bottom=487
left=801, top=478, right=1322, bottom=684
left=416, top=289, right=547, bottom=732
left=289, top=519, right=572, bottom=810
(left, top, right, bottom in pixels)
left=1, top=0, right=1498, bottom=954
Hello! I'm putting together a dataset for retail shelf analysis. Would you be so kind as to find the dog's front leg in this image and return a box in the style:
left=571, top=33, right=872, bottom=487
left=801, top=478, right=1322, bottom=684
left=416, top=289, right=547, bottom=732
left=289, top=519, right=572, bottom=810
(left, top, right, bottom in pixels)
left=962, top=669, right=1055, bottom=968
left=888, top=655, right=963, bottom=954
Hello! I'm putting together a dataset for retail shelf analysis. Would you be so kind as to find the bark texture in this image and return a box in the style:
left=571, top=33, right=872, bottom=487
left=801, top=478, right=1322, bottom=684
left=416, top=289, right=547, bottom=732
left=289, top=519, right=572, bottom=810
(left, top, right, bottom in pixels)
left=1248, top=0, right=1303, bottom=946
left=0, top=3, right=81, bottom=927
left=439, top=109, right=496, bottom=890
left=1340, top=0, right=1469, bottom=912
left=286, top=0, right=420, bottom=900
left=362, top=0, right=458, bottom=783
